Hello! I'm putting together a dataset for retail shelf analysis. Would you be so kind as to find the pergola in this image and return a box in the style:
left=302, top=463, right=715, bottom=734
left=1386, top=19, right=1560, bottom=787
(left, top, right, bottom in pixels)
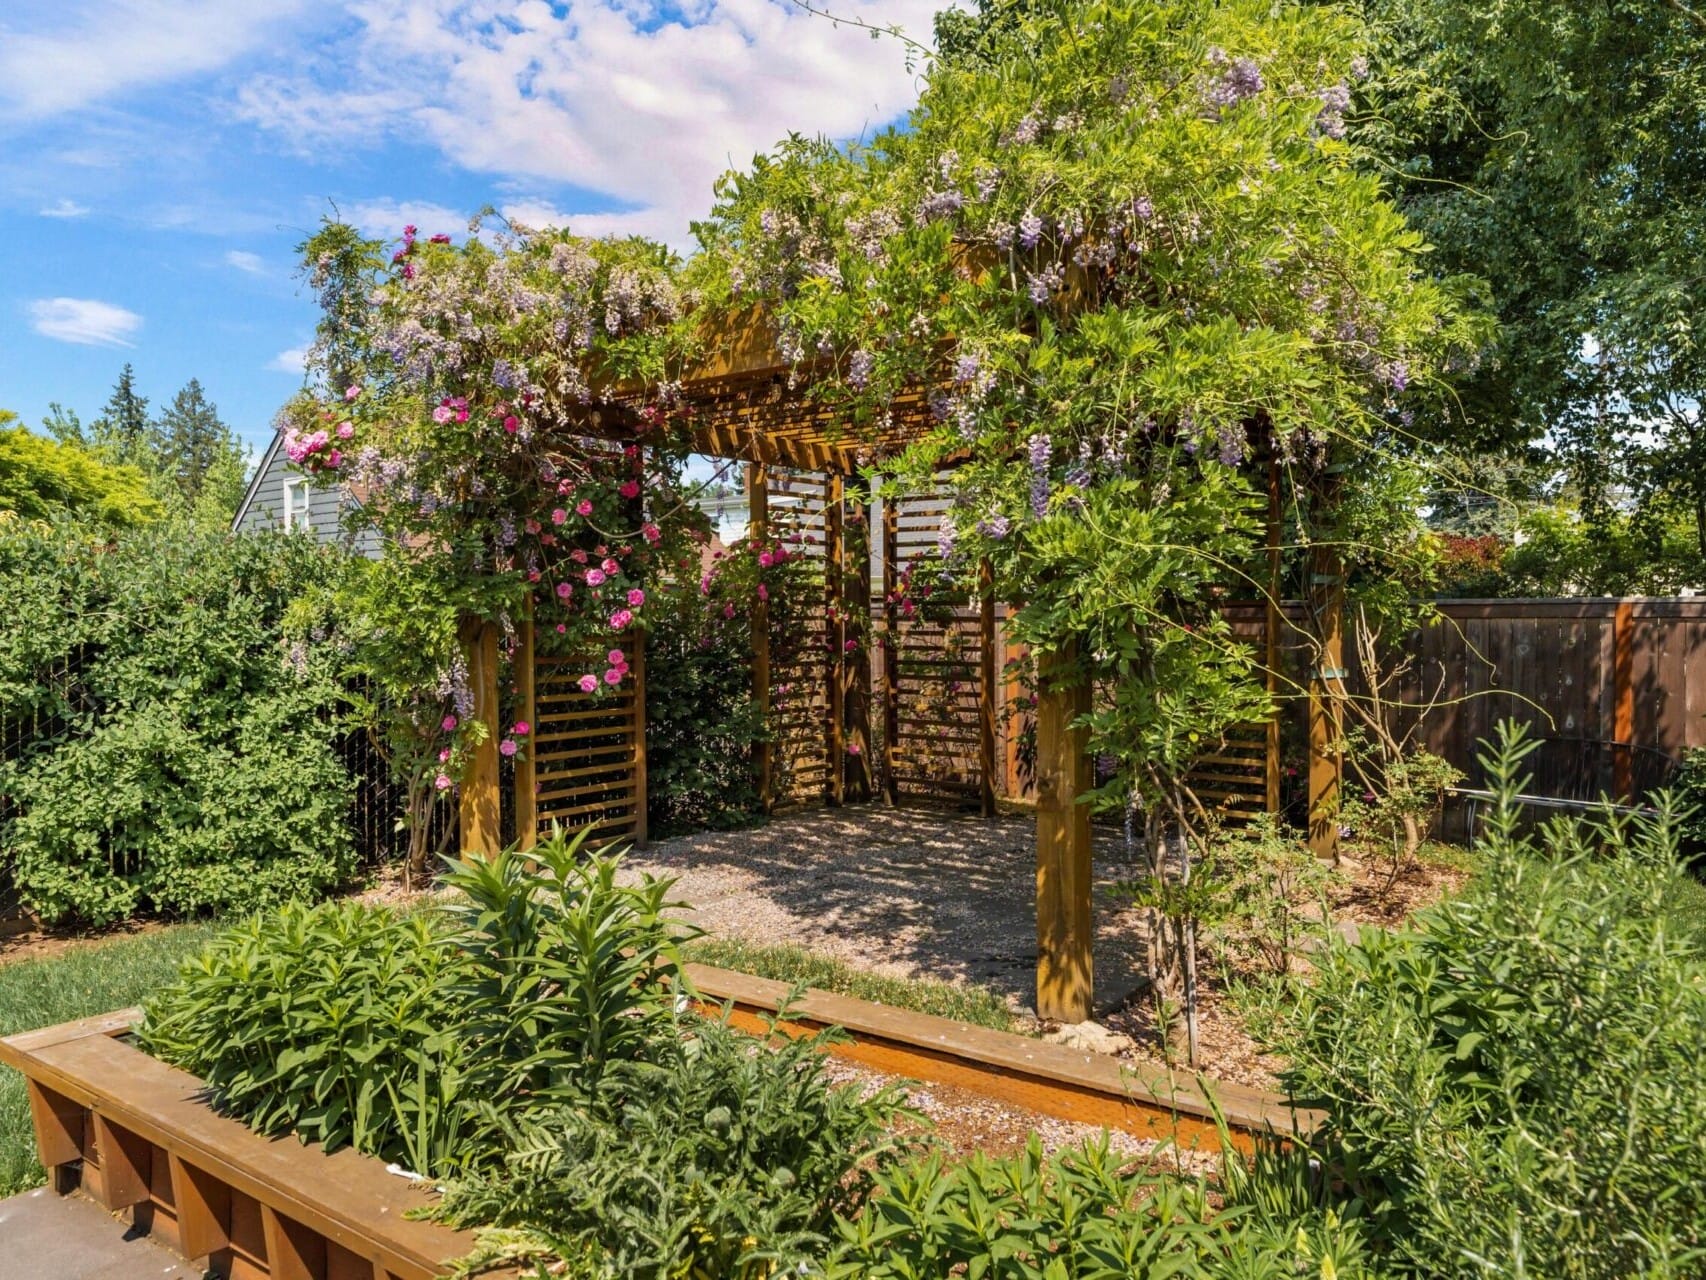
left=452, top=315, right=1348, bottom=1023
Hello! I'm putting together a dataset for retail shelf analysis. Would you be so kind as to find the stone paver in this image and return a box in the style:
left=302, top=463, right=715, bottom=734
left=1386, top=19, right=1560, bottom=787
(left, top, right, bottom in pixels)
left=0, top=1186, right=206, bottom=1279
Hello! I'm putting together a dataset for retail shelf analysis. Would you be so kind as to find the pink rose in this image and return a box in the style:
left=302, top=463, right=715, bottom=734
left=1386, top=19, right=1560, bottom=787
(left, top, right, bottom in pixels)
left=607, top=648, right=625, bottom=665
left=603, top=668, right=623, bottom=686
left=434, top=773, right=453, bottom=791
left=524, top=518, right=541, bottom=534
left=442, top=715, right=458, bottom=732
left=757, top=583, right=769, bottom=602
left=556, top=581, right=573, bottom=599
left=585, top=568, right=606, bottom=586
left=438, top=748, right=451, bottom=762
left=626, top=588, right=645, bottom=607
left=578, top=673, right=598, bottom=693
left=512, top=721, right=530, bottom=736
left=571, top=549, right=589, bottom=564
left=601, top=558, right=619, bottom=574
left=551, top=508, right=567, bottom=525
left=503, top=415, right=520, bottom=434
left=723, top=603, right=736, bottom=618
left=336, top=422, right=354, bottom=439
left=576, top=499, right=594, bottom=517
left=555, top=623, right=566, bottom=633
left=609, top=609, right=633, bottom=630
left=344, top=384, right=363, bottom=401
left=499, top=739, right=518, bottom=757
left=326, top=450, right=341, bottom=467
left=758, top=551, right=774, bottom=568
left=641, top=523, right=661, bottom=544
left=619, top=480, right=640, bottom=499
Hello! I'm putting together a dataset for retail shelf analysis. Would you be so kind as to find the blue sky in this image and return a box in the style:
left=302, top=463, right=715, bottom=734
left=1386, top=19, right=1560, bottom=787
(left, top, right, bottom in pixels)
left=0, top=0, right=938, bottom=457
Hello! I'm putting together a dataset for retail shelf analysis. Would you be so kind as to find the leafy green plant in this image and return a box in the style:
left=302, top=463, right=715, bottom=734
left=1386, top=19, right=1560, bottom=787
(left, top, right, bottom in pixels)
left=1251, top=721, right=1706, bottom=1278
left=1674, top=747, right=1706, bottom=861
left=1200, top=816, right=1341, bottom=978
left=0, top=517, right=354, bottom=924
left=438, top=1007, right=917, bottom=1280
left=827, top=1131, right=1383, bottom=1279
left=140, top=830, right=694, bottom=1176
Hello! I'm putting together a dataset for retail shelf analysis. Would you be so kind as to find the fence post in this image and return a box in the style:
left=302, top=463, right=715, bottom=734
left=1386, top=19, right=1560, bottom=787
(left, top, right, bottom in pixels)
left=979, top=558, right=998, bottom=818
left=1306, top=546, right=1344, bottom=860
left=1613, top=599, right=1635, bottom=800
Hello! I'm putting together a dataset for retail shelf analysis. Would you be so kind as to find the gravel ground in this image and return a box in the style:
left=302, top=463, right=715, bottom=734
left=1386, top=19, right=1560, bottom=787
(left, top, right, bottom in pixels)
left=819, top=1056, right=1223, bottom=1178
left=625, top=804, right=1153, bottom=1014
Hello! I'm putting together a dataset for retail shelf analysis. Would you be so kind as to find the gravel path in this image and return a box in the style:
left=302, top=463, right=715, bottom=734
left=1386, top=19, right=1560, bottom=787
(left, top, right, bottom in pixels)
left=624, top=804, right=1151, bottom=1014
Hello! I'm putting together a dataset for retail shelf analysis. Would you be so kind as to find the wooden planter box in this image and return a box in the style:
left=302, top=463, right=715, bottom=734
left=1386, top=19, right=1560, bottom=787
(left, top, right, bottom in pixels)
left=1, top=972, right=1313, bottom=1278
left=0, top=1011, right=477, bottom=1280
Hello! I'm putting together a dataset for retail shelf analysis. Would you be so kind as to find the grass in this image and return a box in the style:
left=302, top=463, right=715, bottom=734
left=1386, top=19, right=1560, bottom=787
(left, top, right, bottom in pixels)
left=683, top=935, right=1020, bottom=1033
left=0, top=923, right=217, bottom=1197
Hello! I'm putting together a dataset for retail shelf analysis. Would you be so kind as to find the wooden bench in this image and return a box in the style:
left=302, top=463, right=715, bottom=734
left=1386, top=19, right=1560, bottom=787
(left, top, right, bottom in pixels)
left=0, top=1011, right=479, bottom=1280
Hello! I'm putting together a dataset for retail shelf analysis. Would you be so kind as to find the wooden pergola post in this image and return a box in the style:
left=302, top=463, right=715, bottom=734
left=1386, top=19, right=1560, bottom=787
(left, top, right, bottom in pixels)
left=514, top=595, right=538, bottom=851
left=458, top=616, right=502, bottom=856
left=1306, top=541, right=1344, bottom=859
left=827, top=472, right=846, bottom=806
left=880, top=484, right=900, bottom=806
left=632, top=628, right=649, bottom=844
left=1035, top=640, right=1093, bottom=1024
left=978, top=558, right=998, bottom=818
left=844, top=477, right=874, bottom=802
left=748, top=462, right=773, bottom=813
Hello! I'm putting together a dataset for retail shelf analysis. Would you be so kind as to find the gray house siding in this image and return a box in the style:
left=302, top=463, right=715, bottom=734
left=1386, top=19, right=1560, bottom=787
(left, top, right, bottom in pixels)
left=233, top=434, right=384, bottom=557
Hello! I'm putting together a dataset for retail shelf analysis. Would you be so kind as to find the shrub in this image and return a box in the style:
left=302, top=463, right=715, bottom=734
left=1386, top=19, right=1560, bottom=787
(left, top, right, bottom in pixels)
left=827, top=1133, right=1384, bottom=1279
left=140, top=830, right=691, bottom=1176
left=438, top=1012, right=916, bottom=1280
left=1253, top=723, right=1706, bottom=1279
left=1675, top=746, right=1706, bottom=861
left=0, top=518, right=353, bottom=923
left=1200, top=815, right=1341, bottom=977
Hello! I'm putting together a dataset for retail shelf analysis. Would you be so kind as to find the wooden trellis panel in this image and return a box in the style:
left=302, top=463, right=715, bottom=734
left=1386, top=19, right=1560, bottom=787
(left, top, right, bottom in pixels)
left=529, top=642, right=646, bottom=846
left=879, top=483, right=996, bottom=811
left=763, top=467, right=837, bottom=810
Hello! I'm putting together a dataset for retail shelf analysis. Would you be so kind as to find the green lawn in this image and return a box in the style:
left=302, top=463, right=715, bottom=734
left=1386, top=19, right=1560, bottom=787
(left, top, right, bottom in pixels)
left=0, top=924, right=216, bottom=1196
left=683, top=935, right=1020, bottom=1033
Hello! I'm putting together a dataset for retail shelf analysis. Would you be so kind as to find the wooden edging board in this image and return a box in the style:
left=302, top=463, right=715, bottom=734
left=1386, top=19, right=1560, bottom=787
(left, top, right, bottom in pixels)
left=0, top=1011, right=485, bottom=1280
left=682, top=962, right=1322, bottom=1154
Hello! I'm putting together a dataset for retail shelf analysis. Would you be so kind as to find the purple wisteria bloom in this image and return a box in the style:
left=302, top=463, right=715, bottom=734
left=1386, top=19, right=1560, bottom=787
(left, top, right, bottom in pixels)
left=1028, top=434, right=1051, bottom=518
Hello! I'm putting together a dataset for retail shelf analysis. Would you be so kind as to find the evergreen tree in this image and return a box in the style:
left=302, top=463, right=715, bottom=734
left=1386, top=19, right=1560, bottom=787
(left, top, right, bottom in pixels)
left=89, top=364, right=158, bottom=470
left=158, top=378, right=245, bottom=507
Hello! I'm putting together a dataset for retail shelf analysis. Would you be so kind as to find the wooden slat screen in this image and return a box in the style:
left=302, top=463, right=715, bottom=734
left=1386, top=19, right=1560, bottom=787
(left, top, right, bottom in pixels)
left=531, top=651, right=644, bottom=844
left=765, top=468, right=835, bottom=809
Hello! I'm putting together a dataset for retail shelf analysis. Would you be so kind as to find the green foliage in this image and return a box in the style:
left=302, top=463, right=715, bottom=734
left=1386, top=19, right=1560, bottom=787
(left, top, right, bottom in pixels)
left=0, top=415, right=161, bottom=528
left=1252, top=722, right=1706, bottom=1278
left=0, top=922, right=218, bottom=1197
left=1199, top=816, right=1341, bottom=978
left=140, top=832, right=693, bottom=1176
left=1353, top=0, right=1706, bottom=571
left=641, top=553, right=767, bottom=836
left=684, top=936, right=1019, bottom=1031
left=0, top=518, right=353, bottom=924
left=827, top=1132, right=1383, bottom=1279
left=155, top=377, right=248, bottom=515
left=1675, top=748, right=1706, bottom=862
left=437, top=1011, right=916, bottom=1280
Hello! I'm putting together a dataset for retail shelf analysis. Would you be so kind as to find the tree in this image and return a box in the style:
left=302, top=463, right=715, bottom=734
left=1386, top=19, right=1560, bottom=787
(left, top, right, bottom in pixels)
left=1347, top=0, right=1706, bottom=574
left=40, top=402, right=87, bottom=448
left=89, top=363, right=159, bottom=469
left=158, top=378, right=246, bottom=510
left=0, top=411, right=161, bottom=527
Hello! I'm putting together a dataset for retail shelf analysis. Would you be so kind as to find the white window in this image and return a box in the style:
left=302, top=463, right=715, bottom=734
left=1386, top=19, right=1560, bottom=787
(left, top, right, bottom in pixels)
left=283, top=478, right=313, bottom=533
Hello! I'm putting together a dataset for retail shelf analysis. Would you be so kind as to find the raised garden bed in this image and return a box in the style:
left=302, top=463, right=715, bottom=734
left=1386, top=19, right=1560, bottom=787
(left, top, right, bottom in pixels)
left=1, top=966, right=1316, bottom=1279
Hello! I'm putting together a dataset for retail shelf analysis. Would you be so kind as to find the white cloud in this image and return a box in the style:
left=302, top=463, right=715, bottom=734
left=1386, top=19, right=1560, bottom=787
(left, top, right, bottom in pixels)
left=239, top=0, right=940, bottom=245
left=28, top=297, right=142, bottom=347
left=38, top=197, right=89, bottom=218
left=269, top=345, right=309, bottom=374
left=343, top=198, right=471, bottom=240
left=225, top=249, right=266, bottom=275
left=0, top=1, right=310, bottom=120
